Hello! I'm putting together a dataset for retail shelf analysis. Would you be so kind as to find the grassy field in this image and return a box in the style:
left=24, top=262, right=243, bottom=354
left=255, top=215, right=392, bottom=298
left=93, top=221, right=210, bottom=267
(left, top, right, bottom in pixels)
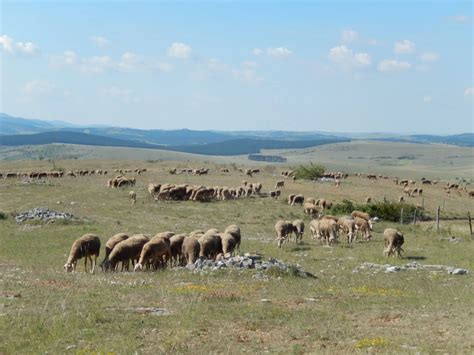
left=1, top=159, right=473, bottom=353
left=1, top=140, right=473, bottom=180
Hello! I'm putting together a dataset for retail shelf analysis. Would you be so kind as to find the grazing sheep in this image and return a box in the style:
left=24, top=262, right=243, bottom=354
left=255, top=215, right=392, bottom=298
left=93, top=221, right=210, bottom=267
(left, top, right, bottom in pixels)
left=169, top=234, right=187, bottom=266
left=269, top=190, right=281, bottom=199
left=189, top=230, right=205, bottom=238
left=383, top=228, right=404, bottom=257
left=318, top=219, right=338, bottom=245
left=64, top=234, right=101, bottom=273
left=309, top=220, right=321, bottom=240
left=337, top=217, right=356, bottom=243
left=224, top=224, right=241, bottom=251
left=100, top=233, right=129, bottom=268
left=198, top=231, right=223, bottom=259
left=147, top=183, right=160, bottom=199
left=354, top=217, right=372, bottom=241
left=135, top=236, right=172, bottom=271
left=181, top=236, right=201, bottom=265
left=291, top=194, right=304, bottom=206
left=105, top=234, right=149, bottom=271
left=398, top=195, right=405, bottom=202
left=365, top=197, right=372, bottom=203
left=351, top=210, right=371, bottom=228
left=274, top=220, right=294, bottom=248
left=275, top=180, right=285, bottom=189
left=220, top=232, right=237, bottom=256
left=292, top=219, right=305, bottom=243
left=129, top=190, right=137, bottom=204
left=306, top=197, right=316, bottom=205
left=287, top=194, right=296, bottom=205
left=320, top=214, right=338, bottom=222
left=304, top=202, right=320, bottom=216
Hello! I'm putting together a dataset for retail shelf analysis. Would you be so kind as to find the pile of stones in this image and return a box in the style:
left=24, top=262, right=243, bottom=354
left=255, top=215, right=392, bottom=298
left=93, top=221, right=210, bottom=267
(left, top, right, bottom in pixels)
left=15, top=207, right=74, bottom=223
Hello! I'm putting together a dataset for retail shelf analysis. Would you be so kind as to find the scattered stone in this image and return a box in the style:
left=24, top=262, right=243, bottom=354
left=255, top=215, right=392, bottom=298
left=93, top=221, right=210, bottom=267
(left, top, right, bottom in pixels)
left=260, top=299, right=271, bottom=303
left=188, top=254, right=315, bottom=278
left=354, top=262, right=469, bottom=275
left=123, top=307, right=170, bottom=316
left=15, top=207, right=74, bottom=223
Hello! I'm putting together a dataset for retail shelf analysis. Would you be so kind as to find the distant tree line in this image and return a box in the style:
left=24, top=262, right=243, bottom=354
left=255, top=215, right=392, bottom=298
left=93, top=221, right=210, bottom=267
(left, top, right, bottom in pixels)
left=248, top=154, right=287, bottom=163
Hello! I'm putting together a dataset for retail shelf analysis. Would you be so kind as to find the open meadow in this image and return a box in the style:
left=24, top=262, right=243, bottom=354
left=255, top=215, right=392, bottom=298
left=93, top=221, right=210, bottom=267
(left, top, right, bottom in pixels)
left=1, top=158, right=473, bottom=353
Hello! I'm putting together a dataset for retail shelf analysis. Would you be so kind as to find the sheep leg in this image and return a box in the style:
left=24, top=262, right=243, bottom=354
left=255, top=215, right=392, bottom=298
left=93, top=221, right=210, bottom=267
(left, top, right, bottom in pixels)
left=84, top=257, right=88, bottom=273
left=91, top=256, right=96, bottom=273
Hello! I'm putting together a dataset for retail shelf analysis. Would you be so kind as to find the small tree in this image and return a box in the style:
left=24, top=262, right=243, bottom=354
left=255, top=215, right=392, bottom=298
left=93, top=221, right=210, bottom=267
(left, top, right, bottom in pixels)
left=293, top=163, right=325, bottom=180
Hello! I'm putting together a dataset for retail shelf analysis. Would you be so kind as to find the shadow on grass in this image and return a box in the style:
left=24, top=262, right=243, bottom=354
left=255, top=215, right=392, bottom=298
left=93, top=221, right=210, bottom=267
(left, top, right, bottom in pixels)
left=288, top=245, right=312, bottom=252
left=405, top=255, right=426, bottom=261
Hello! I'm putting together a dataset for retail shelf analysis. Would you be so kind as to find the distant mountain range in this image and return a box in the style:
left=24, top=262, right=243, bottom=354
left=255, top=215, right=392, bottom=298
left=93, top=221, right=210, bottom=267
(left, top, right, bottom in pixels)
left=0, top=113, right=473, bottom=156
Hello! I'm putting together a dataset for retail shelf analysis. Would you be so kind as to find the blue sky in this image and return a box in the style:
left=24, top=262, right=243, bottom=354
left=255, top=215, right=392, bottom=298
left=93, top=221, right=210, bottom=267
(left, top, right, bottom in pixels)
left=0, top=0, right=472, bottom=133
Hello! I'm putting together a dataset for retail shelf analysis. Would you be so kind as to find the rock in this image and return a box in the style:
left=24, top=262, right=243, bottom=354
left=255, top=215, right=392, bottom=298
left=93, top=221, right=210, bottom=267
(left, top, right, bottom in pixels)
left=260, top=299, right=271, bottom=303
left=385, top=266, right=401, bottom=273
left=448, top=268, right=468, bottom=275
left=15, top=207, right=75, bottom=223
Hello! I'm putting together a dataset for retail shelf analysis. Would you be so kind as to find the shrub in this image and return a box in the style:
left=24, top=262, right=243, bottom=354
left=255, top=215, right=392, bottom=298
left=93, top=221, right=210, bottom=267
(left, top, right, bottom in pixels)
left=293, top=163, right=325, bottom=180
left=331, top=200, right=423, bottom=223
left=0, top=211, right=8, bottom=220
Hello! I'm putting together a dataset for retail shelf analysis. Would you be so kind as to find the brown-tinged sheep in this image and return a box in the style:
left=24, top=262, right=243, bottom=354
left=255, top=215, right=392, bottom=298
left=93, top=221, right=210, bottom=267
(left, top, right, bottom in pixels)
left=306, top=197, right=316, bottom=205
left=274, top=220, right=293, bottom=248
left=383, top=228, right=404, bottom=257
left=275, top=180, right=285, bottom=189
left=135, top=236, right=172, bottom=271
left=105, top=234, right=149, bottom=271
left=292, top=219, right=305, bottom=243
left=337, top=217, right=355, bottom=243
left=100, top=233, right=129, bottom=268
left=169, top=234, right=187, bottom=266
left=304, top=202, right=320, bottom=216
left=320, top=214, right=339, bottom=222
left=354, top=217, right=372, bottom=241
left=198, top=231, right=223, bottom=259
left=181, top=236, right=201, bottom=265
left=189, top=230, right=205, bottom=238
left=220, top=232, right=237, bottom=256
left=64, top=234, right=101, bottom=273
left=318, top=218, right=338, bottom=245
left=309, top=219, right=321, bottom=240
left=224, top=224, right=241, bottom=251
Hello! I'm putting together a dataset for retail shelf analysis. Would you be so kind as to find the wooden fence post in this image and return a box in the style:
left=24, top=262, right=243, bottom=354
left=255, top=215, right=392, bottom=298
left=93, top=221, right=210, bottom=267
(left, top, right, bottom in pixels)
left=468, top=211, right=473, bottom=236
left=436, top=205, right=440, bottom=232
left=400, top=208, right=404, bottom=224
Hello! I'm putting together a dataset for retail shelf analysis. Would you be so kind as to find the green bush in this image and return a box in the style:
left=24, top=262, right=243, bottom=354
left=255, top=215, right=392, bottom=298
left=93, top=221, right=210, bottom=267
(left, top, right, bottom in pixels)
left=293, top=163, right=325, bottom=180
left=0, top=211, right=8, bottom=220
left=331, top=200, right=424, bottom=223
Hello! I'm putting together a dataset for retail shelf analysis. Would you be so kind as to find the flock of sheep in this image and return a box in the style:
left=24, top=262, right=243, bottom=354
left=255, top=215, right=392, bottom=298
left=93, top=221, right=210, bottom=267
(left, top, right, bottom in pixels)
left=64, top=225, right=241, bottom=273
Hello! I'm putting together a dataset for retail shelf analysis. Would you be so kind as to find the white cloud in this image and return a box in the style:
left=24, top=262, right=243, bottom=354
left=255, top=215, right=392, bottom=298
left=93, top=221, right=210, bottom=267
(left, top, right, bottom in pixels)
left=328, top=45, right=371, bottom=69
left=90, top=36, right=110, bottom=48
left=419, top=52, right=438, bottom=63
left=167, top=42, right=192, bottom=59
left=117, top=52, right=141, bottom=72
left=267, top=47, right=292, bottom=58
left=378, top=59, right=411, bottom=72
left=464, top=87, right=474, bottom=97
left=341, top=29, right=358, bottom=43
left=252, top=48, right=263, bottom=56
left=0, top=34, right=38, bottom=55
left=394, top=40, right=416, bottom=54
left=452, top=15, right=471, bottom=23
left=99, top=86, right=139, bottom=103
left=82, top=55, right=112, bottom=73
left=23, top=80, right=55, bottom=95
left=423, top=96, right=432, bottom=103
left=232, top=61, right=263, bottom=84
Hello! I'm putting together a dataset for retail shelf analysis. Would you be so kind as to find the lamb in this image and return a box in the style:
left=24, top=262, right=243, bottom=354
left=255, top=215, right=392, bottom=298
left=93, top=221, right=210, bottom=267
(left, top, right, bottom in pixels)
left=287, top=194, right=296, bottom=205
left=269, top=190, right=281, bottom=199
left=135, top=235, right=172, bottom=271
left=129, top=190, right=137, bottom=204
left=105, top=234, right=149, bottom=271
left=383, top=228, right=404, bottom=257
left=224, top=224, right=241, bottom=251
left=337, top=217, right=355, bottom=243
left=169, top=234, right=187, bottom=266
left=292, top=220, right=305, bottom=243
left=100, top=233, right=129, bottom=268
left=354, top=217, right=372, bottom=241
left=181, top=236, right=201, bottom=265
left=274, top=220, right=293, bottom=248
left=64, top=234, right=101, bottom=273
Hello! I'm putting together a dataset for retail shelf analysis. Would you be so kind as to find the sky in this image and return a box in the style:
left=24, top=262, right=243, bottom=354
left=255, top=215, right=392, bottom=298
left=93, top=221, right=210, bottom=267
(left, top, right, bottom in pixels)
left=0, top=0, right=472, bottom=134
